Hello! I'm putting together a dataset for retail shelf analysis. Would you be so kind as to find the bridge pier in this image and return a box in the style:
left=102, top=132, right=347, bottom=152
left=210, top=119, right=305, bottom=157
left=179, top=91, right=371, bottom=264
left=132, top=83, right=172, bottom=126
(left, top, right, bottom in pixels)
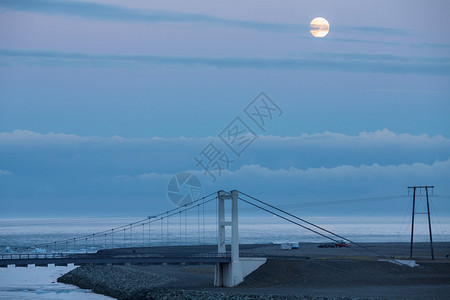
left=35, top=264, right=49, bottom=267
left=215, top=260, right=243, bottom=287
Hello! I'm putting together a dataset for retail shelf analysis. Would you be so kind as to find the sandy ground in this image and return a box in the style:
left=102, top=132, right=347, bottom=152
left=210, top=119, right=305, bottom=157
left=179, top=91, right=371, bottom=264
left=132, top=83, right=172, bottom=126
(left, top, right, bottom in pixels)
left=82, top=242, right=450, bottom=299
left=129, top=260, right=450, bottom=299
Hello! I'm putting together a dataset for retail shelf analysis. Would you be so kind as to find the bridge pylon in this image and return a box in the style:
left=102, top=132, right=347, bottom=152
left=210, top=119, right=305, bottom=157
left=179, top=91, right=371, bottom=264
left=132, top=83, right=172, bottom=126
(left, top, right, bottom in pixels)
left=214, top=190, right=243, bottom=287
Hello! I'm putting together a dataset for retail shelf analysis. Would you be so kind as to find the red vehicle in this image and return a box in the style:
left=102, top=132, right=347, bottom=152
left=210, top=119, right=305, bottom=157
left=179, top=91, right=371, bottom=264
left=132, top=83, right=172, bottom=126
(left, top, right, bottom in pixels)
left=335, top=240, right=351, bottom=248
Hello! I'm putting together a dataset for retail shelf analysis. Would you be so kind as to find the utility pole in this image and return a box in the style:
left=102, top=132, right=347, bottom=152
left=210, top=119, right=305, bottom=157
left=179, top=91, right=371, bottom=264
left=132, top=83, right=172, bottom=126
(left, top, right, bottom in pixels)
left=408, top=185, right=434, bottom=260
left=409, top=186, right=416, bottom=259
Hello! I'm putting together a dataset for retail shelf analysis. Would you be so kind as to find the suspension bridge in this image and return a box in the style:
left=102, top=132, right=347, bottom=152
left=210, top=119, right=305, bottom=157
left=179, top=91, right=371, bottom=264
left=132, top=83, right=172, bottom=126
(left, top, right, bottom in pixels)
left=0, top=190, right=448, bottom=286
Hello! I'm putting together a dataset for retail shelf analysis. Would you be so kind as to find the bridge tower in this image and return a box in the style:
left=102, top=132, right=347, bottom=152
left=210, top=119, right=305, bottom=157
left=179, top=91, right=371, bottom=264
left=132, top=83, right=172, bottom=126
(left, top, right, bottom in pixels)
left=214, top=190, right=243, bottom=287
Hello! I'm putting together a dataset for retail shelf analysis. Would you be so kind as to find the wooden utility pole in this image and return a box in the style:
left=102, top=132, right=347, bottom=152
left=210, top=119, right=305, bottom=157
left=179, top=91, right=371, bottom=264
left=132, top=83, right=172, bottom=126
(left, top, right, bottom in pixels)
left=408, top=186, right=434, bottom=260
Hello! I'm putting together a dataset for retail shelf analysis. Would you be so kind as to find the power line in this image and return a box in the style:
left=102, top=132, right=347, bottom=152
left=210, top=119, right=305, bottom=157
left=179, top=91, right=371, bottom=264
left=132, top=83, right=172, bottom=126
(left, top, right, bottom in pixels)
left=247, top=195, right=409, bottom=211
left=430, top=199, right=449, bottom=242
left=430, top=195, right=450, bottom=200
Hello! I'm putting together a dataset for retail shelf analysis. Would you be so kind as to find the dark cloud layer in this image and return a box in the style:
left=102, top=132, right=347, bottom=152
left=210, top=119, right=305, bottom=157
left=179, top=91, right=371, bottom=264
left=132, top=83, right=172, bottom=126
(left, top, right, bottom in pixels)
left=1, top=130, right=449, bottom=216
left=1, top=49, right=449, bottom=76
left=0, top=0, right=300, bottom=32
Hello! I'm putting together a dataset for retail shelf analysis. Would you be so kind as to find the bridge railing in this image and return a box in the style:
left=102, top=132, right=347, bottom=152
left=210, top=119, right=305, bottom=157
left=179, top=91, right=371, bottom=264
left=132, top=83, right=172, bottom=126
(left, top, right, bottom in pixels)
left=0, top=253, right=68, bottom=260
left=0, top=252, right=237, bottom=261
left=0, top=251, right=270, bottom=261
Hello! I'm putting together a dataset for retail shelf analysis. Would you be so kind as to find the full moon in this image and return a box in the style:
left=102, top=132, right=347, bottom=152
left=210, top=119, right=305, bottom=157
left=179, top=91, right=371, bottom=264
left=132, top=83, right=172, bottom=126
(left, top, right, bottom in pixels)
left=310, top=17, right=330, bottom=38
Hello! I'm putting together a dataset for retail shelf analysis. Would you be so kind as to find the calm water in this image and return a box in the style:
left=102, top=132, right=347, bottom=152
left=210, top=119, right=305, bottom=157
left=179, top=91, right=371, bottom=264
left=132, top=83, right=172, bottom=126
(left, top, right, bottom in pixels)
left=0, top=216, right=448, bottom=299
left=0, top=265, right=113, bottom=300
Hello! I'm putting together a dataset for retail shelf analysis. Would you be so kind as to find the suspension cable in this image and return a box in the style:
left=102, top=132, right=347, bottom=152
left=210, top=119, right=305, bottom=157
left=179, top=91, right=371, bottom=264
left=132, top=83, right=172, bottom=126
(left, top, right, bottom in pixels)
left=238, top=197, right=339, bottom=243
left=239, top=191, right=389, bottom=259
left=239, top=197, right=384, bottom=259
left=30, top=192, right=217, bottom=249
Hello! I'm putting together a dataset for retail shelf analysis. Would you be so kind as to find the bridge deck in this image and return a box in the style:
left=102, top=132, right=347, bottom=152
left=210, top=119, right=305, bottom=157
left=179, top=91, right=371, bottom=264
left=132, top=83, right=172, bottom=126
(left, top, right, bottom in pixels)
left=0, top=253, right=231, bottom=267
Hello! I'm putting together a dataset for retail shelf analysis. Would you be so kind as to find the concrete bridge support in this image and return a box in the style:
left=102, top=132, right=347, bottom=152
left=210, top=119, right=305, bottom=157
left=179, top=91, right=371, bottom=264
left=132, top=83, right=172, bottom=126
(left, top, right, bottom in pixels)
left=214, top=190, right=266, bottom=287
left=214, top=190, right=242, bottom=287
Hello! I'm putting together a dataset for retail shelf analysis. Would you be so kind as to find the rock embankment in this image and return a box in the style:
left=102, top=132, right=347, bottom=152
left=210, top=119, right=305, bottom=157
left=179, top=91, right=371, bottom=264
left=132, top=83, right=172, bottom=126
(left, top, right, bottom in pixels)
left=125, top=288, right=374, bottom=300
left=58, top=264, right=378, bottom=300
left=57, top=264, right=176, bottom=299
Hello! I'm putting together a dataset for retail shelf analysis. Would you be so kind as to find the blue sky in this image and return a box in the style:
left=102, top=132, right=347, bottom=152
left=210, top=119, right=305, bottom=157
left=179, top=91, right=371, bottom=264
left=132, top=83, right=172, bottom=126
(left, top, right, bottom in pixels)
left=0, top=0, right=449, bottom=217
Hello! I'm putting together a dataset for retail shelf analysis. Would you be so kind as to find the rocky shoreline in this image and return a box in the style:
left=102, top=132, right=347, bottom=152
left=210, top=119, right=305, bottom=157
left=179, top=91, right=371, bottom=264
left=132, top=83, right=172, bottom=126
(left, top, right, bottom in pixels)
left=121, top=288, right=374, bottom=300
left=58, top=264, right=378, bottom=300
left=57, top=264, right=176, bottom=299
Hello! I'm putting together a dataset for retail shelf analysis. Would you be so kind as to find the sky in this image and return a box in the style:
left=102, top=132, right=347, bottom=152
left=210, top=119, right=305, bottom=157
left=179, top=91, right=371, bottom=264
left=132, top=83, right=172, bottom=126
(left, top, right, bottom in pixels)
left=0, top=0, right=449, bottom=218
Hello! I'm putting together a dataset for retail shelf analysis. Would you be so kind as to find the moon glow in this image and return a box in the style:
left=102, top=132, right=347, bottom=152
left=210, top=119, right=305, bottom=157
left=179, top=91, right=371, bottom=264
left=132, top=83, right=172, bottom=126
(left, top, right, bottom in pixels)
left=310, top=17, right=330, bottom=38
